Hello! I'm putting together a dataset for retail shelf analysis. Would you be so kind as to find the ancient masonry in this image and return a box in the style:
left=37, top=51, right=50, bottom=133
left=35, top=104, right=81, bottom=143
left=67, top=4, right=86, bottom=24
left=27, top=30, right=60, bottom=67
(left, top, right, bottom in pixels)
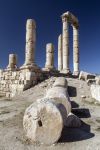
left=0, top=19, right=42, bottom=98
left=58, top=11, right=79, bottom=75
left=0, top=11, right=80, bottom=98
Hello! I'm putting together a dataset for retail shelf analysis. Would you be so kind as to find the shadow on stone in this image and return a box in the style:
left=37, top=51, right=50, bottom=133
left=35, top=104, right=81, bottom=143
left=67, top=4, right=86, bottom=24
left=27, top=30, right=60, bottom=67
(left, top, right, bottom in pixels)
left=59, top=121, right=94, bottom=143
left=72, top=108, right=91, bottom=118
left=68, top=86, right=77, bottom=97
left=71, top=101, right=79, bottom=108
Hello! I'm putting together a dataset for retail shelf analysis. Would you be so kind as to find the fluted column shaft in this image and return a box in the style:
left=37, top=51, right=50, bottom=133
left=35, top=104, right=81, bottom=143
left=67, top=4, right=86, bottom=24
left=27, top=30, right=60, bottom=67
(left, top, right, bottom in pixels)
left=73, top=25, right=79, bottom=75
left=25, top=19, right=36, bottom=65
left=45, top=43, right=54, bottom=69
left=62, top=17, right=70, bottom=73
left=7, top=54, right=17, bottom=70
left=58, top=34, right=63, bottom=71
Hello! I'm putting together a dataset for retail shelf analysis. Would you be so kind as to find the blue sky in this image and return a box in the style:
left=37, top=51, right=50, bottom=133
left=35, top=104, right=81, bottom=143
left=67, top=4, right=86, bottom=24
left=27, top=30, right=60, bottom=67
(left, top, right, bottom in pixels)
left=0, top=0, right=100, bottom=74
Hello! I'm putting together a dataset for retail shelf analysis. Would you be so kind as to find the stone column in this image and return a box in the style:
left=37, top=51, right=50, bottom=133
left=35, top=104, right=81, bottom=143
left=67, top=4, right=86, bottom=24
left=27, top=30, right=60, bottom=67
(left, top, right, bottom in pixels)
left=58, top=34, right=63, bottom=71
left=24, top=19, right=36, bottom=66
left=62, top=15, right=70, bottom=74
left=7, top=54, right=17, bottom=70
left=73, top=25, right=79, bottom=75
left=44, top=43, right=54, bottom=70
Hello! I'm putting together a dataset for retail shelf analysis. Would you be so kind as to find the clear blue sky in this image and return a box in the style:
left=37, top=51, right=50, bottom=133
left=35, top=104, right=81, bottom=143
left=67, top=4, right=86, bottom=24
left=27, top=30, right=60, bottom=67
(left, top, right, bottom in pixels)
left=0, top=0, right=100, bottom=74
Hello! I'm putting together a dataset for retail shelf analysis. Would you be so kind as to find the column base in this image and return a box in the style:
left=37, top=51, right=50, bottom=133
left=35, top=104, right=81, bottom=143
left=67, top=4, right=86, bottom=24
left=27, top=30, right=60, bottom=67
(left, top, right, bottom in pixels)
left=73, top=71, right=80, bottom=76
left=60, top=69, right=71, bottom=75
left=6, top=65, right=18, bottom=71
left=20, top=63, right=41, bottom=71
left=42, top=67, right=56, bottom=72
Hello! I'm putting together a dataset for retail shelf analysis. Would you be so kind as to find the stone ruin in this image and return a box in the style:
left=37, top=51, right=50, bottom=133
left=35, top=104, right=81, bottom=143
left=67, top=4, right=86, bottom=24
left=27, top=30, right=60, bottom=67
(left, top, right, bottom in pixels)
left=23, top=77, right=81, bottom=145
left=58, top=11, right=79, bottom=75
left=0, top=19, right=42, bottom=98
left=0, top=11, right=80, bottom=98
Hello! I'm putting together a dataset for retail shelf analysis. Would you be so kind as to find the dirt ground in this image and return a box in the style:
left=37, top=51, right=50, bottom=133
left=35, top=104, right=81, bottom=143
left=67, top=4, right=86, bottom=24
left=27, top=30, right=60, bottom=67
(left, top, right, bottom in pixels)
left=0, top=77, right=100, bottom=150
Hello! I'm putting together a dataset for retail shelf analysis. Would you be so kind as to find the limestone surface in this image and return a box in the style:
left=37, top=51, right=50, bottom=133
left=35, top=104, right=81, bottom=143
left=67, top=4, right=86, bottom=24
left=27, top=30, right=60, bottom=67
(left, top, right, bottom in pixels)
left=45, top=77, right=71, bottom=125
left=23, top=98, right=63, bottom=145
left=90, top=84, right=100, bottom=102
left=79, top=71, right=95, bottom=81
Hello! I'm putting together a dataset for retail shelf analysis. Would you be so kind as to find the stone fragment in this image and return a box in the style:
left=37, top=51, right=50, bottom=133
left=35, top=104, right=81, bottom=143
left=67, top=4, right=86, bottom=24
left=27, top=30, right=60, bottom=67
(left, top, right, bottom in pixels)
left=79, top=71, right=95, bottom=81
left=53, top=77, right=68, bottom=88
left=87, top=79, right=96, bottom=85
left=45, top=77, right=71, bottom=125
left=90, top=85, right=100, bottom=102
left=95, top=76, right=100, bottom=85
left=23, top=98, right=63, bottom=145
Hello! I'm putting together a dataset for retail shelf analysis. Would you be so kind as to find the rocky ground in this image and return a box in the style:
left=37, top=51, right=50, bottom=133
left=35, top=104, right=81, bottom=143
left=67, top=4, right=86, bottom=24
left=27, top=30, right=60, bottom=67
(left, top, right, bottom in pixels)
left=0, top=77, right=100, bottom=150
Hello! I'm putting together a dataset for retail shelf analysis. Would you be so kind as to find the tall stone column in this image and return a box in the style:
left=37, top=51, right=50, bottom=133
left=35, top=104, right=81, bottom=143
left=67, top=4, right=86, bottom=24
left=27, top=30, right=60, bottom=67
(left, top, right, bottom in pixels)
left=44, top=43, right=54, bottom=71
left=24, top=19, right=36, bottom=66
left=7, top=54, right=17, bottom=70
left=62, top=15, right=70, bottom=74
left=58, top=34, right=63, bottom=71
left=73, top=25, right=79, bottom=75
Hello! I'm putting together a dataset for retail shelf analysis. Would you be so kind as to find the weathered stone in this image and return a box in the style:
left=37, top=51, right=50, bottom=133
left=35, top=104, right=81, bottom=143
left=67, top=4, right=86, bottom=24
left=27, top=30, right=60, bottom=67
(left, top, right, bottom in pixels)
left=45, top=77, right=71, bottom=125
left=43, top=43, right=55, bottom=71
left=95, top=76, right=100, bottom=85
left=79, top=71, right=95, bottom=81
left=53, top=77, right=68, bottom=88
left=23, top=98, right=63, bottom=145
left=7, top=54, right=17, bottom=70
left=87, top=79, right=96, bottom=85
left=61, top=14, right=70, bottom=74
left=61, top=11, right=79, bottom=74
left=25, top=19, right=36, bottom=66
left=90, top=85, right=100, bottom=102
left=58, top=34, right=63, bottom=71
left=73, top=25, right=79, bottom=75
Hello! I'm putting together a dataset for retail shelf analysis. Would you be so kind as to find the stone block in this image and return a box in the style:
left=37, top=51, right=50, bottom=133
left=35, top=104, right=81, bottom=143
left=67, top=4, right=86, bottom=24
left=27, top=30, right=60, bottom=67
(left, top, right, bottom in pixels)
left=90, top=85, right=100, bottom=102
left=79, top=71, right=95, bottom=81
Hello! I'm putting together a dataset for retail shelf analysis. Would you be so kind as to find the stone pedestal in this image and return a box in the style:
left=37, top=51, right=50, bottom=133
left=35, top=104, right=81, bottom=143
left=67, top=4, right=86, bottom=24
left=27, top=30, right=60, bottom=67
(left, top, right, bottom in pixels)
left=7, top=54, right=17, bottom=70
left=73, top=25, right=79, bottom=75
left=58, top=34, right=63, bottom=71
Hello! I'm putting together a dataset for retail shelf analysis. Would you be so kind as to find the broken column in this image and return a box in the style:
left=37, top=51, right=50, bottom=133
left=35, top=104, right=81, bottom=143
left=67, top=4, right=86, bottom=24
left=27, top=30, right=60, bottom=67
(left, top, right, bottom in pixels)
left=44, top=43, right=55, bottom=71
left=23, top=98, right=63, bottom=145
left=58, top=34, right=63, bottom=71
left=23, top=77, right=71, bottom=144
left=22, top=19, right=36, bottom=68
left=61, top=13, right=70, bottom=74
left=7, top=54, right=17, bottom=70
left=73, top=25, right=79, bottom=75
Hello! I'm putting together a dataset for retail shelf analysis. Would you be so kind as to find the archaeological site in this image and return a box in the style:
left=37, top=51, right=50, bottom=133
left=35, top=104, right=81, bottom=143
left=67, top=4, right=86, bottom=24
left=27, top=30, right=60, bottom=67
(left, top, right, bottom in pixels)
left=0, top=10, right=100, bottom=150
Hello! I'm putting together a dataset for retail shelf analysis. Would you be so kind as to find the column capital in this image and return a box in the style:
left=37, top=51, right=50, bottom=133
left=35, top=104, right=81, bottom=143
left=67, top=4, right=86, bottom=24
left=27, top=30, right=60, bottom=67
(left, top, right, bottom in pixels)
left=72, top=24, right=79, bottom=29
left=61, top=15, right=69, bottom=23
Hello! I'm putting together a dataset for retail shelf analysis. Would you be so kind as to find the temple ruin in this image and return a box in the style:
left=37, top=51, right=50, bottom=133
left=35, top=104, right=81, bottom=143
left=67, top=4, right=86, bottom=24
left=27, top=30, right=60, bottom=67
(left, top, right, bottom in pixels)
left=0, top=11, right=80, bottom=98
left=58, top=11, right=79, bottom=75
